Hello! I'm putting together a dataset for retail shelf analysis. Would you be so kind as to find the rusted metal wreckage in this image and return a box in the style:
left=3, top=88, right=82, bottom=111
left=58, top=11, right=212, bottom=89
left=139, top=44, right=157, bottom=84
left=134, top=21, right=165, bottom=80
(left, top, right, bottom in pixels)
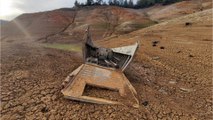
left=61, top=27, right=139, bottom=108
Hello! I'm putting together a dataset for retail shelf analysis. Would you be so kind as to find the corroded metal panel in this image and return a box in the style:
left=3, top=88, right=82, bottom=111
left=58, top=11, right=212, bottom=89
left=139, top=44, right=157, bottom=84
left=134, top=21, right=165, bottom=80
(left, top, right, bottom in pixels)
left=61, top=64, right=139, bottom=108
left=62, top=26, right=139, bottom=108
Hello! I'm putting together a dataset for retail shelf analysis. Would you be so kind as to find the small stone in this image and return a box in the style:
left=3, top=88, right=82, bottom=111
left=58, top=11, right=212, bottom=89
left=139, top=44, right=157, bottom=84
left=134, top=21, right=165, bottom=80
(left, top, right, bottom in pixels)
left=152, top=41, right=160, bottom=46
left=152, top=57, right=160, bottom=60
left=177, top=51, right=181, bottom=53
left=188, top=54, right=194, bottom=57
left=142, top=101, right=149, bottom=106
left=180, top=87, right=193, bottom=92
left=41, top=107, right=49, bottom=113
left=185, top=22, right=192, bottom=26
left=169, top=80, right=177, bottom=84
left=159, top=88, right=168, bottom=95
left=160, top=46, right=165, bottom=49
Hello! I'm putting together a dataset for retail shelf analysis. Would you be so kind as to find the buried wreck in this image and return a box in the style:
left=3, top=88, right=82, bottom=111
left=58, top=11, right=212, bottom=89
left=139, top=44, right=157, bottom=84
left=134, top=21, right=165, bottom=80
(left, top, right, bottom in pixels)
left=61, top=27, right=139, bottom=108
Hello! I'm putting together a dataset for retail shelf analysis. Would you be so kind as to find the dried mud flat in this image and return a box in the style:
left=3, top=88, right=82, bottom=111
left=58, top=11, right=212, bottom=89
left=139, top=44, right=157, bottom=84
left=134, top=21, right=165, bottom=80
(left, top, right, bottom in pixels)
left=1, top=10, right=213, bottom=120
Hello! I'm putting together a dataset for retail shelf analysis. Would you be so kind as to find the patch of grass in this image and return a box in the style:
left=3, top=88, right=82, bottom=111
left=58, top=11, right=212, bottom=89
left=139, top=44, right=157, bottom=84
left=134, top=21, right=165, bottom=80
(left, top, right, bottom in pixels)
left=92, top=23, right=108, bottom=29
left=43, top=43, right=81, bottom=52
left=116, top=20, right=158, bottom=34
left=134, top=21, right=158, bottom=29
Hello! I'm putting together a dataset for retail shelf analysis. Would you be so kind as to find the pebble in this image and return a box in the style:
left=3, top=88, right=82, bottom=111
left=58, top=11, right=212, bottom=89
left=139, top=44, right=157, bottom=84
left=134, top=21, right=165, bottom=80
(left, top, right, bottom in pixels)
left=188, top=54, right=194, bottom=57
left=152, top=57, right=160, bottom=60
left=169, top=80, right=177, bottom=84
left=158, top=88, right=168, bottom=95
left=177, top=50, right=181, bottom=53
left=160, top=46, right=165, bottom=49
left=142, top=101, right=149, bottom=106
left=180, top=87, right=193, bottom=92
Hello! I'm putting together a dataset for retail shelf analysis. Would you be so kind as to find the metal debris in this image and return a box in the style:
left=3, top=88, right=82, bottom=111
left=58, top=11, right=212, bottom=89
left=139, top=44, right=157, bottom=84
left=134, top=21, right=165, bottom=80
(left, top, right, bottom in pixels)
left=61, top=26, right=139, bottom=108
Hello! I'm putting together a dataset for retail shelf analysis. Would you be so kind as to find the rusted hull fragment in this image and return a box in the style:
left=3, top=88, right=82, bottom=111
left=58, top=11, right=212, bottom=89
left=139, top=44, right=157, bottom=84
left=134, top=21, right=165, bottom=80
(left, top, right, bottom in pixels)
left=62, top=26, right=139, bottom=108
left=61, top=64, right=139, bottom=108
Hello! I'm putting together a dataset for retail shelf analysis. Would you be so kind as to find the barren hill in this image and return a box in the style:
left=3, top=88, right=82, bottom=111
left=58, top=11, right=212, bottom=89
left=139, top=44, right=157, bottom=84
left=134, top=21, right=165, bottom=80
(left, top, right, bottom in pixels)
left=1, top=0, right=212, bottom=43
left=1, top=6, right=154, bottom=43
left=143, top=0, right=212, bottom=21
left=1, top=10, right=76, bottom=40
left=48, top=6, right=155, bottom=43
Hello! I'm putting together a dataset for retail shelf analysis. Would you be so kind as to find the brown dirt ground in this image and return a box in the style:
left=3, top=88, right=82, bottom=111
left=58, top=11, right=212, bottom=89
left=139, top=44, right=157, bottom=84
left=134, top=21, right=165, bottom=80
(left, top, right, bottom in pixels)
left=1, top=6, right=213, bottom=120
left=96, top=9, right=213, bottom=119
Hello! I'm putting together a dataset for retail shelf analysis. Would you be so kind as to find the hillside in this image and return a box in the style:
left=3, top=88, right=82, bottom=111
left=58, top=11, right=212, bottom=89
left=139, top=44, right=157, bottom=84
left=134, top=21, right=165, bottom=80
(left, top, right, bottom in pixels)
left=0, top=20, right=9, bottom=25
left=96, top=8, right=212, bottom=119
left=1, top=0, right=212, bottom=43
left=1, top=6, right=155, bottom=43
left=143, top=0, right=212, bottom=21
left=1, top=10, right=77, bottom=40
left=47, top=6, right=155, bottom=43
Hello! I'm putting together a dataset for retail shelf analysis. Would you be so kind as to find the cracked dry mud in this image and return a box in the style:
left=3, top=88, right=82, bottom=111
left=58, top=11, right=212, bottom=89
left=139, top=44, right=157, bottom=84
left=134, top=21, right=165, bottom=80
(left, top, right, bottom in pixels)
left=1, top=10, right=213, bottom=120
left=1, top=37, right=212, bottom=120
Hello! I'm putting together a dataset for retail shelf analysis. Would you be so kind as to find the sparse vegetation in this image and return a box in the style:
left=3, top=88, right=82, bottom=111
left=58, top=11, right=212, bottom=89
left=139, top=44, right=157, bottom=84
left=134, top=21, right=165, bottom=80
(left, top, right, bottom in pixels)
left=43, top=43, right=81, bottom=52
left=92, top=23, right=108, bottom=29
left=116, top=21, right=158, bottom=34
left=74, top=0, right=183, bottom=9
left=134, top=21, right=158, bottom=29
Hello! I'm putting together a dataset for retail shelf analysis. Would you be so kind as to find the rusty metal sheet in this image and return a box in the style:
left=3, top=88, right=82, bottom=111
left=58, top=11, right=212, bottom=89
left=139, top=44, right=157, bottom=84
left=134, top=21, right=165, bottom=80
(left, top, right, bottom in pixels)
left=61, top=63, right=139, bottom=108
left=111, top=42, right=139, bottom=71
